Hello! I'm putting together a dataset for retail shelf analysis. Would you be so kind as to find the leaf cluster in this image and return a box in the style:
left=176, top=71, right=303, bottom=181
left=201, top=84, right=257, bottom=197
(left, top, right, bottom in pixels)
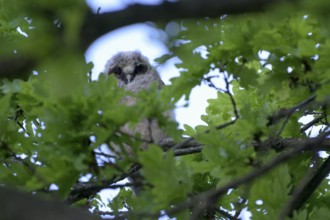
left=1, top=1, right=330, bottom=220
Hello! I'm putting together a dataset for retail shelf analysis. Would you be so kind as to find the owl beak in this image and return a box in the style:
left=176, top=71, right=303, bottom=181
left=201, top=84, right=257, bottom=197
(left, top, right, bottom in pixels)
left=126, top=74, right=133, bottom=83
left=123, top=66, right=136, bottom=83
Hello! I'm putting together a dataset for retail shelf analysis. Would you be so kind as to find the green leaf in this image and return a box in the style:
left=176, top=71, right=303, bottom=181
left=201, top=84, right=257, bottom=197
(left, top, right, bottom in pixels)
left=297, top=39, right=318, bottom=57
left=139, top=146, right=192, bottom=209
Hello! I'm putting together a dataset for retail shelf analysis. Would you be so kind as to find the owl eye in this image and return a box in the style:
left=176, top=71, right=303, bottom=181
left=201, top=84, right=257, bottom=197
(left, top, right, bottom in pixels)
left=134, top=64, right=147, bottom=74
left=109, top=66, right=122, bottom=76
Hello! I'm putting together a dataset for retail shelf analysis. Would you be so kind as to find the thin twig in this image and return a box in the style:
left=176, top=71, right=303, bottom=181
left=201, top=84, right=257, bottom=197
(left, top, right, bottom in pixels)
left=173, top=73, right=239, bottom=150
left=172, top=137, right=195, bottom=150
left=275, top=114, right=291, bottom=138
left=217, top=208, right=240, bottom=220
left=215, top=118, right=237, bottom=130
left=203, top=75, right=226, bottom=93
left=233, top=190, right=248, bottom=218
left=94, top=151, right=120, bottom=160
left=300, top=115, right=324, bottom=133
left=267, top=95, right=316, bottom=126
left=322, top=105, right=329, bottom=125
left=223, top=72, right=239, bottom=119
left=173, top=146, right=203, bottom=156
left=94, top=210, right=128, bottom=216
left=116, top=131, right=153, bottom=144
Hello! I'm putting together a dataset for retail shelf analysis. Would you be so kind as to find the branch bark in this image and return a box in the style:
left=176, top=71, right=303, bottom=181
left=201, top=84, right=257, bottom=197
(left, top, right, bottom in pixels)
left=0, top=186, right=100, bottom=220
left=279, top=156, right=330, bottom=219
left=0, top=55, right=35, bottom=80
left=80, top=0, right=280, bottom=49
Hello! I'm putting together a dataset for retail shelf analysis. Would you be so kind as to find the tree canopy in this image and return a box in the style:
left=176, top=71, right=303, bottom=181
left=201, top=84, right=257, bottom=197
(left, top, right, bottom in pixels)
left=1, top=0, right=330, bottom=219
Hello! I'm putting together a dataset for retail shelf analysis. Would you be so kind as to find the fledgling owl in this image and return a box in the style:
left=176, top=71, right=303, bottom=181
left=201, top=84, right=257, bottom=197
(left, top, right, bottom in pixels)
left=104, top=51, right=172, bottom=155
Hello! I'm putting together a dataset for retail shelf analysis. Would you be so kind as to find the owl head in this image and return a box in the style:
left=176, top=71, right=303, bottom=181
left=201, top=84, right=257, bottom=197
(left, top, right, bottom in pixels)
left=104, top=51, right=152, bottom=87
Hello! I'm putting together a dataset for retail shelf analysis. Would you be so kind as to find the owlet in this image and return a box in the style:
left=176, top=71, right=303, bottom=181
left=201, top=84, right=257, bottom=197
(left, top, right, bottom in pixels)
left=104, top=51, right=173, bottom=156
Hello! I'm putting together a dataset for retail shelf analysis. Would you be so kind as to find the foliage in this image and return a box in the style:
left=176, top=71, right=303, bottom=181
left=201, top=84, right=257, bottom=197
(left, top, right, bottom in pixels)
left=0, top=0, right=330, bottom=220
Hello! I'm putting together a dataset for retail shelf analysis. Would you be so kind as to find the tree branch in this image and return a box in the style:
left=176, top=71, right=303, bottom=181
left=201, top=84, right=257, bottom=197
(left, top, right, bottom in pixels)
left=162, top=131, right=330, bottom=218
left=301, top=115, right=325, bottom=133
left=0, top=55, right=35, bottom=79
left=67, top=175, right=130, bottom=203
left=279, top=155, right=330, bottom=219
left=267, top=95, right=316, bottom=126
left=66, top=135, right=330, bottom=204
left=0, top=186, right=101, bottom=220
left=80, top=0, right=281, bottom=49
left=253, top=137, right=330, bottom=152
